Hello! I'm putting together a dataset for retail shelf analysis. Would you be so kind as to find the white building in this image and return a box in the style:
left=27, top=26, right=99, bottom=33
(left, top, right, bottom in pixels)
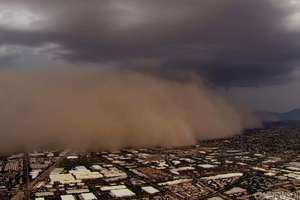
left=142, top=186, right=159, bottom=194
left=60, top=195, right=76, bottom=200
left=100, top=185, right=126, bottom=191
left=198, top=164, right=217, bottom=169
left=109, top=188, right=135, bottom=198
left=69, top=166, right=103, bottom=180
left=225, top=187, right=247, bottom=195
left=201, top=173, right=243, bottom=180
left=50, top=173, right=80, bottom=184
left=79, top=192, right=97, bottom=200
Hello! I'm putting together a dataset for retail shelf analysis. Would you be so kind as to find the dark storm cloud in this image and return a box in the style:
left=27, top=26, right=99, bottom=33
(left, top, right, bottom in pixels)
left=0, top=0, right=300, bottom=86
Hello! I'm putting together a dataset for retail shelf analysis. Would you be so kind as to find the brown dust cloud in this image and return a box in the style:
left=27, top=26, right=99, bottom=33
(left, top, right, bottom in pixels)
left=0, top=69, right=259, bottom=153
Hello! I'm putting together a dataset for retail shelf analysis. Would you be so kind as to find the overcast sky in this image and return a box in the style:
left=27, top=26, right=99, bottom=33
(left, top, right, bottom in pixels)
left=0, top=0, right=300, bottom=112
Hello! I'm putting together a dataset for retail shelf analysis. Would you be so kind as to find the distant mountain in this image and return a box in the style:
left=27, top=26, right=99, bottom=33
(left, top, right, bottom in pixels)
left=256, top=107, right=300, bottom=122
left=278, top=107, right=300, bottom=121
left=256, top=108, right=300, bottom=128
left=262, top=120, right=300, bottom=128
left=255, top=111, right=279, bottom=122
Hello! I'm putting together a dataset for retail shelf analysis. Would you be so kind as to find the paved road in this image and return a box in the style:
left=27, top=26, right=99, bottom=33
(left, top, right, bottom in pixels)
left=30, top=150, right=70, bottom=190
left=103, top=156, right=180, bottom=199
left=200, top=173, right=250, bottom=199
left=12, top=150, right=70, bottom=200
left=24, top=153, right=30, bottom=200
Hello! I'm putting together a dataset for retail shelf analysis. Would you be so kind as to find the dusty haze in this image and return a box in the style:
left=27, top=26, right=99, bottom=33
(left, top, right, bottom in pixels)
left=0, top=69, right=259, bottom=152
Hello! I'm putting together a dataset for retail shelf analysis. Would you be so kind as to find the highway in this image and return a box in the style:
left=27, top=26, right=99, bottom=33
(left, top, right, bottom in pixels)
left=12, top=150, right=70, bottom=200
left=199, top=173, right=250, bottom=199
left=30, top=150, right=70, bottom=190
